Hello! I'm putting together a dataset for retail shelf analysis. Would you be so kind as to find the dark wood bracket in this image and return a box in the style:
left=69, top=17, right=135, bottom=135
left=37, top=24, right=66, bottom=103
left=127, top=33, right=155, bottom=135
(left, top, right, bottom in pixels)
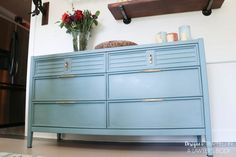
left=30, top=0, right=45, bottom=16
left=202, top=0, right=214, bottom=16
left=119, top=5, right=131, bottom=24
left=42, top=2, right=50, bottom=25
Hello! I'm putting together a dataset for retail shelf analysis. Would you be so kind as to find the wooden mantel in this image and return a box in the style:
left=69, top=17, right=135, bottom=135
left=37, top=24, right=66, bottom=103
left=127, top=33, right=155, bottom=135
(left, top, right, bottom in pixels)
left=108, top=0, right=225, bottom=21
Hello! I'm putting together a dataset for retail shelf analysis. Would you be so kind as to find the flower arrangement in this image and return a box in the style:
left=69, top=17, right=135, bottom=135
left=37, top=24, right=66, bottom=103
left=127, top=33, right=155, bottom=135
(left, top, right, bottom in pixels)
left=58, top=9, right=100, bottom=51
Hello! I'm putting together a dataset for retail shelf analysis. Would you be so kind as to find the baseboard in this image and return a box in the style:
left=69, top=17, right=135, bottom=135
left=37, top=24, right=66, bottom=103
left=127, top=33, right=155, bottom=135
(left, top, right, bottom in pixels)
left=0, top=122, right=25, bottom=128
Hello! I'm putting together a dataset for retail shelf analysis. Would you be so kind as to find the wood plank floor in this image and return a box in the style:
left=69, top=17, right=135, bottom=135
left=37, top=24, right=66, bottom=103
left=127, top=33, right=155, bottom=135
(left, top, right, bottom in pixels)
left=0, top=137, right=236, bottom=157
left=0, top=126, right=25, bottom=136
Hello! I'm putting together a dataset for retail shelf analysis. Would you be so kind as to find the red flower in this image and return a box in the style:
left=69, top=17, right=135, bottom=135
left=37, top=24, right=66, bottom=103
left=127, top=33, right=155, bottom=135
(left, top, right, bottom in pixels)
left=62, top=13, right=70, bottom=23
left=74, top=10, right=83, bottom=21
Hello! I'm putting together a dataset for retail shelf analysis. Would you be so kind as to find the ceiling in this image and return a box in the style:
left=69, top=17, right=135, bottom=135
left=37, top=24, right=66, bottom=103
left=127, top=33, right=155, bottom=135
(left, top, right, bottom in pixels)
left=0, top=0, right=32, bottom=22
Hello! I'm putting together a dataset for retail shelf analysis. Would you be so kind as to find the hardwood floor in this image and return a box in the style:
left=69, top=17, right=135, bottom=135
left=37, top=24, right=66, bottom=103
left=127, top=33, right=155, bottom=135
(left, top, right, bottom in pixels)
left=0, top=126, right=25, bottom=136
left=0, top=137, right=236, bottom=157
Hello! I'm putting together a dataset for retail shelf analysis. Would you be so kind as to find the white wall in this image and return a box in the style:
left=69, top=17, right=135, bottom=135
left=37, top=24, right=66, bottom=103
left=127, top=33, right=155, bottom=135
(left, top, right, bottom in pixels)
left=26, top=0, right=236, bottom=142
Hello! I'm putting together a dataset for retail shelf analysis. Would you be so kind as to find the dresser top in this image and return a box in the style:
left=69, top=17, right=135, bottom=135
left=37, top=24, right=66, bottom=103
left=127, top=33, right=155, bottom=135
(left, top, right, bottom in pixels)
left=33, top=38, right=204, bottom=60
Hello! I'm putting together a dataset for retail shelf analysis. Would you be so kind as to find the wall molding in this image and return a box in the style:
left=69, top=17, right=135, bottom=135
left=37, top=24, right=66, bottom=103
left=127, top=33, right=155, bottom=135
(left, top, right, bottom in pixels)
left=207, top=60, right=236, bottom=65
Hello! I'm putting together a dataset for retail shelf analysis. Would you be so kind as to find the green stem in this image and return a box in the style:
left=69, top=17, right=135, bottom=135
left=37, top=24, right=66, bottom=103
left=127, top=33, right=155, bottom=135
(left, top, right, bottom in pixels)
left=79, top=32, right=89, bottom=51
left=72, top=31, right=79, bottom=51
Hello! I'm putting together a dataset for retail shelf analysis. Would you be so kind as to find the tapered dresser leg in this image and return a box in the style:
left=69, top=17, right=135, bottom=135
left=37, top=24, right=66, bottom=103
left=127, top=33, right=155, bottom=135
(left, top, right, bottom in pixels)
left=206, top=133, right=213, bottom=157
left=57, top=133, right=63, bottom=141
left=197, top=135, right=202, bottom=143
left=27, top=131, right=33, bottom=148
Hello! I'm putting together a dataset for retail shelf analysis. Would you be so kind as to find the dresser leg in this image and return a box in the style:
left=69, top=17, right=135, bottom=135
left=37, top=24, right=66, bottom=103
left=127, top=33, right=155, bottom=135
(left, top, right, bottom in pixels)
left=206, top=135, right=213, bottom=157
left=57, top=133, right=63, bottom=141
left=197, top=135, right=202, bottom=143
left=206, top=144, right=213, bottom=157
left=205, top=105, right=213, bottom=157
left=27, top=131, right=33, bottom=148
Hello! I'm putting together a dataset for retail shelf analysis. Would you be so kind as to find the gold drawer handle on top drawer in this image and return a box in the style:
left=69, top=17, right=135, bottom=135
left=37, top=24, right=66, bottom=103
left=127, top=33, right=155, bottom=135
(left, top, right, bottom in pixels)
left=143, top=99, right=163, bottom=102
left=143, top=69, right=161, bottom=73
left=58, top=74, right=76, bottom=78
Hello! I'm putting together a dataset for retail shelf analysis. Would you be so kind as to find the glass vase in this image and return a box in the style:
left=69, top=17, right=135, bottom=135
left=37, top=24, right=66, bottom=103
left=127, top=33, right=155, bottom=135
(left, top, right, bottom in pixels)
left=71, top=31, right=79, bottom=51
left=79, top=31, right=90, bottom=51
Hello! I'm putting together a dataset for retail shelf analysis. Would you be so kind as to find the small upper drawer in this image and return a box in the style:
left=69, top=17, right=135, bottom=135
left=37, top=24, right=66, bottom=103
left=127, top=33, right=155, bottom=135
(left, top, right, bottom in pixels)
left=107, top=44, right=199, bottom=72
left=34, top=58, right=66, bottom=76
left=108, top=49, right=150, bottom=72
left=154, top=44, right=199, bottom=68
left=34, top=53, right=105, bottom=76
left=70, top=54, right=105, bottom=74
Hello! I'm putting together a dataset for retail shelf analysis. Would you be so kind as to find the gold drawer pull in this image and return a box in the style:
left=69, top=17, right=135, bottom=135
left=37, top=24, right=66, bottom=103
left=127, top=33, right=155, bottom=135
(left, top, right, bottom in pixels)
left=56, top=101, right=76, bottom=104
left=143, top=69, right=161, bottom=73
left=143, top=99, right=163, bottom=102
left=58, top=74, right=76, bottom=78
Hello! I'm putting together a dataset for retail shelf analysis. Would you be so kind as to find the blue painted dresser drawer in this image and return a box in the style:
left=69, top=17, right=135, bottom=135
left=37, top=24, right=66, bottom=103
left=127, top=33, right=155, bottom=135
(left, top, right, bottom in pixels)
left=34, top=53, right=105, bottom=76
left=32, top=102, right=106, bottom=128
left=154, top=44, right=199, bottom=68
left=108, top=98, right=204, bottom=129
left=108, top=50, right=149, bottom=72
left=70, top=54, right=105, bottom=74
left=33, top=75, right=106, bottom=101
left=108, top=44, right=199, bottom=72
left=108, top=68, right=202, bottom=100
left=34, top=58, right=66, bottom=76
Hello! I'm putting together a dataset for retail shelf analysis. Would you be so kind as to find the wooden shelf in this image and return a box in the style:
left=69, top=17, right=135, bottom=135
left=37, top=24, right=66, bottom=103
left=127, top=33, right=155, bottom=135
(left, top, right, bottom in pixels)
left=108, top=0, right=225, bottom=22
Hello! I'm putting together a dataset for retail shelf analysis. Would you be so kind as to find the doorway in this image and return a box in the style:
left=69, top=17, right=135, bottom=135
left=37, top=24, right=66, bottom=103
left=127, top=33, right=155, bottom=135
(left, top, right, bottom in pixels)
left=0, top=1, right=31, bottom=137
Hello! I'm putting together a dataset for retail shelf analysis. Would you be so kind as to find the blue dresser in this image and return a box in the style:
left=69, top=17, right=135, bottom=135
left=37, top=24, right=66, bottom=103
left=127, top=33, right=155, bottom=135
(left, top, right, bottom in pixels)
left=27, top=39, right=213, bottom=156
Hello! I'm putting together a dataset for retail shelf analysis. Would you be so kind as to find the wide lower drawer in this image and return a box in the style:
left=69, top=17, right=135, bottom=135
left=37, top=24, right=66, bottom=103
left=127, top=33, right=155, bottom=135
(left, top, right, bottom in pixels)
left=108, top=98, right=204, bottom=129
left=33, top=74, right=106, bottom=101
left=108, top=68, right=202, bottom=99
left=32, top=102, right=106, bottom=128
